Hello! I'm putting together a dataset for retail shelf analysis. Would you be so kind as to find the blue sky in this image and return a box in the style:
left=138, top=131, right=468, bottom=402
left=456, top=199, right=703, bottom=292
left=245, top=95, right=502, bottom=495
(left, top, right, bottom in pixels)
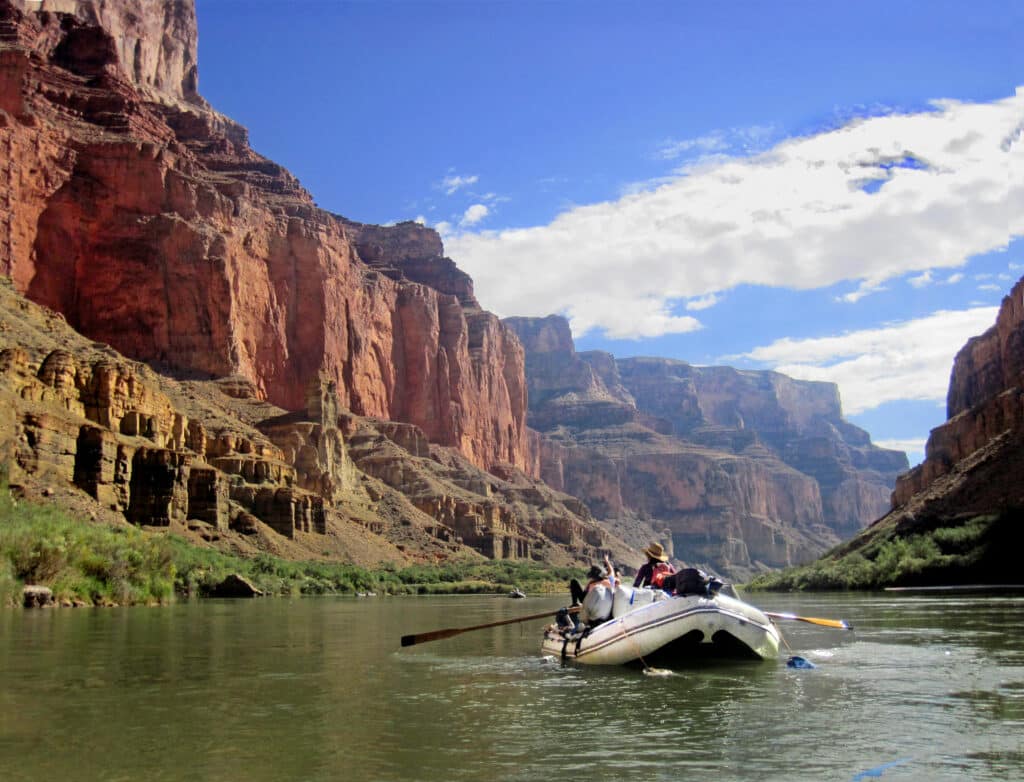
left=195, top=1, right=1024, bottom=465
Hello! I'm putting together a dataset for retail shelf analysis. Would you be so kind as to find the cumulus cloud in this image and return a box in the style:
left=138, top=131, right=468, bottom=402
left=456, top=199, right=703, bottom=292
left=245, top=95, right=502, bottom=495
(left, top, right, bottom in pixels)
left=736, top=306, right=999, bottom=415
left=447, top=89, right=1024, bottom=338
left=439, top=173, right=479, bottom=195
left=460, top=203, right=489, bottom=227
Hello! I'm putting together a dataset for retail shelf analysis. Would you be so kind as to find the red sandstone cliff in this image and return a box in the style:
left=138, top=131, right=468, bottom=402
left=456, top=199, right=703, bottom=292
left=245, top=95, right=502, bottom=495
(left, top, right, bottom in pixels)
left=893, top=275, right=1024, bottom=506
left=0, top=277, right=628, bottom=568
left=0, top=0, right=530, bottom=475
left=0, top=0, right=921, bottom=580
left=0, top=0, right=639, bottom=570
left=506, top=315, right=908, bottom=579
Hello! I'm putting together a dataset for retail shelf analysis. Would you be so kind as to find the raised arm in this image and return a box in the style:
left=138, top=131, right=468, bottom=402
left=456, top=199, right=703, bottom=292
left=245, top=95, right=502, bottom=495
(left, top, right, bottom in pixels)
left=604, top=555, right=616, bottom=588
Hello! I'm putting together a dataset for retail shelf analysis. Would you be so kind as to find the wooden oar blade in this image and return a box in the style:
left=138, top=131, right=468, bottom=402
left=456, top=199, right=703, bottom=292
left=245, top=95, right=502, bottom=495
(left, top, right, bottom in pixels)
left=765, top=611, right=851, bottom=630
left=401, top=628, right=462, bottom=647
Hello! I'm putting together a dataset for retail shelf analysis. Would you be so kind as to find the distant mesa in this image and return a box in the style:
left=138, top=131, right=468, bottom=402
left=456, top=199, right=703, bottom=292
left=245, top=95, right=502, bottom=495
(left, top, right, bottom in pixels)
left=505, top=315, right=908, bottom=580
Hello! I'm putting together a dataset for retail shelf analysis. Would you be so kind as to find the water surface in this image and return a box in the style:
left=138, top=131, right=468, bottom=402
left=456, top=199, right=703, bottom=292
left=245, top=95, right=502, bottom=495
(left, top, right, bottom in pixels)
left=1, top=592, right=1021, bottom=781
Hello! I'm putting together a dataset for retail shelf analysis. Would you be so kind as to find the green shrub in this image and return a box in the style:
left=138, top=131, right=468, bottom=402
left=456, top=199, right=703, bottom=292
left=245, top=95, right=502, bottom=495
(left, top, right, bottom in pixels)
left=745, top=513, right=1011, bottom=591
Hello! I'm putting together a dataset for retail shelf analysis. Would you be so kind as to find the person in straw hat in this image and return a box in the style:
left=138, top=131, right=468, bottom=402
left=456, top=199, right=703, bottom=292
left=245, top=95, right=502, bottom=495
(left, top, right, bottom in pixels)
left=633, top=542, right=676, bottom=589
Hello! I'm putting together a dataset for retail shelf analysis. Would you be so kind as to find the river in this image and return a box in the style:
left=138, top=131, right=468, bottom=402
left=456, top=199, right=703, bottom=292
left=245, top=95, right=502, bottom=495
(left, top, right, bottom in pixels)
left=1, top=592, right=1021, bottom=781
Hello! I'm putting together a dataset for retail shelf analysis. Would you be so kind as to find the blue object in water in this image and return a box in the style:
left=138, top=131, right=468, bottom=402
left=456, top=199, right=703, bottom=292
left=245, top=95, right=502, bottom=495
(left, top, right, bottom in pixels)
left=786, top=655, right=816, bottom=669
left=851, top=758, right=912, bottom=780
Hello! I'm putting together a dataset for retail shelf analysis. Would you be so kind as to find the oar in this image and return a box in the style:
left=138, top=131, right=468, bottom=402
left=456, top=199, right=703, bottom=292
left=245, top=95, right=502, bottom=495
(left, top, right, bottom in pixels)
left=765, top=611, right=851, bottom=630
left=401, top=606, right=577, bottom=647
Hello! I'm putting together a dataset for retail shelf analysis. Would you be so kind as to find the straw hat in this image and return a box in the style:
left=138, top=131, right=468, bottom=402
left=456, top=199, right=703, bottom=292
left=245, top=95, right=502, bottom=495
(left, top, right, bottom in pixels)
left=643, top=542, right=669, bottom=562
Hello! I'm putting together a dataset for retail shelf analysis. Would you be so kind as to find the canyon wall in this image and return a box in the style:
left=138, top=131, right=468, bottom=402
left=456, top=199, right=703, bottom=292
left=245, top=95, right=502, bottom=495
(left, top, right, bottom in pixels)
left=506, top=315, right=907, bottom=579
left=805, top=275, right=1024, bottom=588
left=893, top=275, right=1024, bottom=506
left=0, top=0, right=634, bottom=569
left=0, top=0, right=923, bottom=579
left=0, top=278, right=624, bottom=567
left=0, top=0, right=531, bottom=476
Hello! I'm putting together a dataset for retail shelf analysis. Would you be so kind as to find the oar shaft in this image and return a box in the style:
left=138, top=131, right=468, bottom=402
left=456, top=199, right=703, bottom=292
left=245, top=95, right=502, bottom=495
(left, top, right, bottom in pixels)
left=401, top=606, right=575, bottom=647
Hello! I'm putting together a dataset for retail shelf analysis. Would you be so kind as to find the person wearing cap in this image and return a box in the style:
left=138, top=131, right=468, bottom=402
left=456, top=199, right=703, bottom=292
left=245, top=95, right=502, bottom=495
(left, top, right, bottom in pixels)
left=634, top=542, right=676, bottom=589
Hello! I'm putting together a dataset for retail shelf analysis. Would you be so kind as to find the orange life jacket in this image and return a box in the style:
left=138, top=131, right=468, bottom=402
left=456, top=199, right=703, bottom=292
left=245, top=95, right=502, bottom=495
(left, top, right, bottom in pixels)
left=650, top=562, right=675, bottom=588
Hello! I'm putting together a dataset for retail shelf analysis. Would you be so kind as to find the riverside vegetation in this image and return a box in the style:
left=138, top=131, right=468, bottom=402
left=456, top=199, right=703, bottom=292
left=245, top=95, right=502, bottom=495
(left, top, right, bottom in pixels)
left=0, top=482, right=581, bottom=607
left=747, top=510, right=1017, bottom=591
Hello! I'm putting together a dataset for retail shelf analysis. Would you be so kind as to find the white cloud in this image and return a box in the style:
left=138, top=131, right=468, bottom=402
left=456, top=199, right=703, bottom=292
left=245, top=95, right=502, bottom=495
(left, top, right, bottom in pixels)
left=447, top=88, right=1024, bottom=339
left=839, top=280, right=888, bottom=303
left=460, top=203, right=489, bottom=227
left=657, top=124, right=776, bottom=161
left=572, top=295, right=703, bottom=339
left=657, top=132, right=729, bottom=160
left=439, top=173, right=479, bottom=195
left=685, top=292, right=721, bottom=311
left=906, top=269, right=963, bottom=288
left=736, top=307, right=998, bottom=415
left=874, top=437, right=927, bottom=453
left=874, top=438, right=928, bottom=465
left=978, top=283, right=1002, bottom=291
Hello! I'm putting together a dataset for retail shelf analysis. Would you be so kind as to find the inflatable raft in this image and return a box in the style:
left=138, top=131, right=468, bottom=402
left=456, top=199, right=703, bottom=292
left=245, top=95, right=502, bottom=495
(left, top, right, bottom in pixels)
left=542, top=585, right=781, bottom=666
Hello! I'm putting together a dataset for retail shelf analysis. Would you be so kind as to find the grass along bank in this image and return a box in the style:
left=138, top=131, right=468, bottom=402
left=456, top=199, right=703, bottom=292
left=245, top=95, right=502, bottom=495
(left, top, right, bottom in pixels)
left=0, top=485, right=581, bottom=607
left=746, top=511, right=1019, bottom=591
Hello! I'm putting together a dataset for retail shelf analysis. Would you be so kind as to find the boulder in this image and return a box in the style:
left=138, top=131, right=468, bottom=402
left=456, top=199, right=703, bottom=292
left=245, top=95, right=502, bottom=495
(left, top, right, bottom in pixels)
left=23, top=585, right=55, bottom=608
left=210, top=574, right=263, bottom=598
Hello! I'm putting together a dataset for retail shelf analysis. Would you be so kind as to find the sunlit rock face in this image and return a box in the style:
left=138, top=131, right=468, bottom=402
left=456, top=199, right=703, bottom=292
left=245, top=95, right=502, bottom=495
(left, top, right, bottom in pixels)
left=507, top=315, right=907, bottom=580
left=0, top=0, right=531, bottom=476
left=0, top=0, right=639, bottom=569
left=893, top=275, right=1024, bottom=506
left=0, top=275, right=635, bottom=567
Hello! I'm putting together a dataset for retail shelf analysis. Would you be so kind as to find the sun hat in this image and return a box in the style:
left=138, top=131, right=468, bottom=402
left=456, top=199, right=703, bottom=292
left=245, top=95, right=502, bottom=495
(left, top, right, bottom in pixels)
left=643, top=542, right=669, bottom=562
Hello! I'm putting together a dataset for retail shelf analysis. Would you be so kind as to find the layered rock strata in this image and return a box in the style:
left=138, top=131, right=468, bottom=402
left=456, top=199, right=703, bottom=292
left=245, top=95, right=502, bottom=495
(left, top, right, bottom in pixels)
left=506, top=315, right=907, bottom=579
left=0, top=279, right=625, bottom=566
left=0, top=0, right=530, bottom=476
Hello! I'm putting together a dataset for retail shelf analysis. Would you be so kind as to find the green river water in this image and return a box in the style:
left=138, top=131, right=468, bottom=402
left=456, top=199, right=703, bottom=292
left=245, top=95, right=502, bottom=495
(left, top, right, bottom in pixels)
left=1, top=592, right=1022, bottom=781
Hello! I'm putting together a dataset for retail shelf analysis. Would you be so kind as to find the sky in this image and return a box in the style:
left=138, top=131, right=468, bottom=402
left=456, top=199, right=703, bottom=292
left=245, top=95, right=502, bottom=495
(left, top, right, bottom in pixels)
left=195, top=0, right=1024, bottom=466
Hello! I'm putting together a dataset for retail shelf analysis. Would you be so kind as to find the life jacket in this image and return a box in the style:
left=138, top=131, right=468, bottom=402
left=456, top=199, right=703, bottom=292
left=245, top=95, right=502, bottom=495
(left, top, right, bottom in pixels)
left=650, top=562, right=675, bottom=588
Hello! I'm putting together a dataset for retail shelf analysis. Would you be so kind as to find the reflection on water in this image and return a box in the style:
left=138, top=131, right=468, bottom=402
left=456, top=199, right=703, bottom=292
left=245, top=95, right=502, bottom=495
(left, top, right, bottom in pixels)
left=0, top=593, right=1022, bottom=781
